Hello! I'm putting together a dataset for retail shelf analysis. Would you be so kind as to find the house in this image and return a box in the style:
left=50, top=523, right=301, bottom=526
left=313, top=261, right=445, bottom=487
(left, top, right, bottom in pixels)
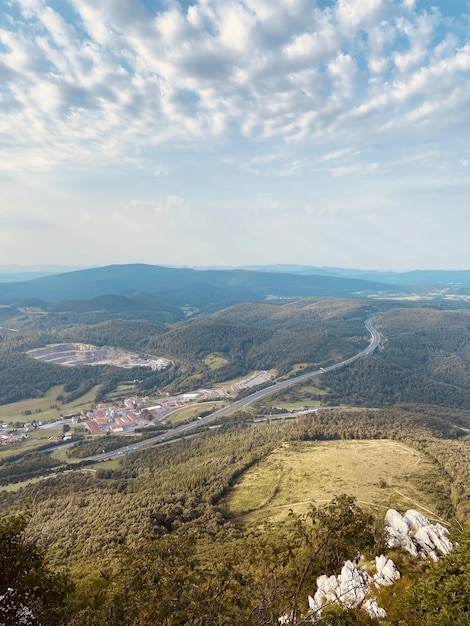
left=84, top=420, right=102, bottom=435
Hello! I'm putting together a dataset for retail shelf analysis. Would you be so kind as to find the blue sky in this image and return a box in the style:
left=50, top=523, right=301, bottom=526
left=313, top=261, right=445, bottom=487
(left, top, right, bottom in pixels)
left=1, top=0, right=469, bottom=270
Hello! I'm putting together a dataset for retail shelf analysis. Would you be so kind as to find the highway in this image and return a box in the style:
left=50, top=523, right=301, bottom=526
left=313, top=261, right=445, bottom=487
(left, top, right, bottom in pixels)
left=87, top=317, right=380, bottom=463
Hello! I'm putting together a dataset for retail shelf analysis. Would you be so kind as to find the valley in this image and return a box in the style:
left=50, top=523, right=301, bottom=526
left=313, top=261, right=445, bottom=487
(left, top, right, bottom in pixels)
left=1, top=264, right=470, bottom=624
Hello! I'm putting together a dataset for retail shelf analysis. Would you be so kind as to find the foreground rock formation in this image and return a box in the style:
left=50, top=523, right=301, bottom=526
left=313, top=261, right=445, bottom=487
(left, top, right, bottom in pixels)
left=385, top=508, right=453, bottom=562
left=303, top=508, right=452, bottom=622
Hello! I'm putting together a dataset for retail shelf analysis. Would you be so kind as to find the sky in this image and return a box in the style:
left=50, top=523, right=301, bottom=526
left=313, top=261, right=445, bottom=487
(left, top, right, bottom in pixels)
left=0, top=0, right=469, bottom=270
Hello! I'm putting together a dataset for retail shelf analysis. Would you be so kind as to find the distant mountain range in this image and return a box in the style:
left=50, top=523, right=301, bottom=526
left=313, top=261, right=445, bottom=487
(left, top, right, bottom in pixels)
left=241, top=265, right=470, bottom=285
left=0, top=264, right=468, bottom=308
left=0, top=263, right=396, bottom=304
left=0, top=265, right=89, bottom=283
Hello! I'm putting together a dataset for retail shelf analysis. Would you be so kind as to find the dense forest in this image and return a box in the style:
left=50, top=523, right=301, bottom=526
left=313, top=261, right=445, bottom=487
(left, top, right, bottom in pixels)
left=320, top=308, right=470, bottom=409
left=0, top=298, right=373, bottom=402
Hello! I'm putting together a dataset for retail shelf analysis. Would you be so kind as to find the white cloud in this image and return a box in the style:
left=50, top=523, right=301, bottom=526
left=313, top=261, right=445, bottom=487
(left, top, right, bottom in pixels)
left=335, top=0, right=386, bottom=32
left=0, top=0, right=468, bottom=171
left=393, top=12, right=436, bottom=73
left=153, top=194, right=189, bottom=218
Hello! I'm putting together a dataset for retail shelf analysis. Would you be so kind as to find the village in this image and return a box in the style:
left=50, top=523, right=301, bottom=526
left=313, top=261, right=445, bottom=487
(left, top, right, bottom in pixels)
left=0, top=371, right=273, bottom=446
left=80, top=386, right=230, bottom=436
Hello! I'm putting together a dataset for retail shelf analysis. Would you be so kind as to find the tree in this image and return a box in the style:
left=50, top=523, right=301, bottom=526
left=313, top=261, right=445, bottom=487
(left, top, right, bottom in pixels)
left=0, top=510, right=73, bottom=626
left=285, top=495, right=380, bottom=620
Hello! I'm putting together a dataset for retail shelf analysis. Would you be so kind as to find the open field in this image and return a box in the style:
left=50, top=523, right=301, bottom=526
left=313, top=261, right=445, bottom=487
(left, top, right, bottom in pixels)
left=203, top=353, right=229, bottom=370
left=0, top=385, right=101, bottom=424
left=166, top=401, right=226, bottom=425
left=0, top=475, right=50, bottom=492
left=280, top=363, right=317, bottom=378
left=268, top=400, right=322, bottom=410
left=0, top=461, right=121, bottom=492
left=214, top=370, right=277, bottom=389
left=261, top=382, right=328, bottom=410
left=51, top=444, right=76, bottom=462
left=0, top=428, right=63, bottom=462
left=24, top=427, right=63, bottom=441
left=224, top=439, right=449, bottom=528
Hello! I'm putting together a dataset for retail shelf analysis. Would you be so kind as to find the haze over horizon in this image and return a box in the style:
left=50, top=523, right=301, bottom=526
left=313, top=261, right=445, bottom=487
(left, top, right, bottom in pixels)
left=1, top=0, right=469, bottom=271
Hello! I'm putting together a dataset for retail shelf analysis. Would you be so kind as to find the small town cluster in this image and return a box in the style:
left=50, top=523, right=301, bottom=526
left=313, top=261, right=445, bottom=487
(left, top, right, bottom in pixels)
left=82, top=387, right=229, bottom=435
left=0, top=371, right=273, bottom=446
left=0, top=421, right=38, bottom=446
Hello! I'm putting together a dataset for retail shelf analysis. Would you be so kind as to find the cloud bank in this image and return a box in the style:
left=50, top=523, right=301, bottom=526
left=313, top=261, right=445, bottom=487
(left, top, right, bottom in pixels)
left=0, top=0, right=469, bottom=269
left=1, top=0, right=468, bottom=169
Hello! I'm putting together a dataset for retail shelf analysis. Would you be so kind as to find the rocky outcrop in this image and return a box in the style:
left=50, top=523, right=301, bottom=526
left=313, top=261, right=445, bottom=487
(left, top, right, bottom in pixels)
left=373, top=555, right=401, bottom=588
left=363, top=598, right=387, bottom=620
left=308, top=561, right=371, bottom=616
left=307, top=554, right=400, bottom=621
left=298, top=508, right=453, bottom=623
left=385, top=526, right=419, bottom=557
left=384, top=508, right=452, bottom=559
left=404, top=509, right=430, bottom=531
left=414, top=524, right=453, bottom=560
left=385, top=508, right=409, bottom=534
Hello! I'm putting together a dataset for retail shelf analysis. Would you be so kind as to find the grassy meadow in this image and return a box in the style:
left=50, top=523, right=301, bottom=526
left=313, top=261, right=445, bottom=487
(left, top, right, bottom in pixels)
left=166, top=401, right=226, bottom=425
left=224, top=439, right=448, bottom=528
left=203, top=353, right=229, bottom=370
left=0, top=386, right=100, bottom=464
left=0, top=385, right=101, bottom=424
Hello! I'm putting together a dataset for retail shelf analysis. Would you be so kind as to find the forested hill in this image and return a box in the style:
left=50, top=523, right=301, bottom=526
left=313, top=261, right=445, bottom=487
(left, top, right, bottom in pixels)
left=0, top=263, right=397, bottom=304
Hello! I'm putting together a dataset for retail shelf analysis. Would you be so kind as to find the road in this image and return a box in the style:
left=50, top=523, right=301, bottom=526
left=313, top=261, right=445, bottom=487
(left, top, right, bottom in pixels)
left=87, top=317, right=380, bottom=463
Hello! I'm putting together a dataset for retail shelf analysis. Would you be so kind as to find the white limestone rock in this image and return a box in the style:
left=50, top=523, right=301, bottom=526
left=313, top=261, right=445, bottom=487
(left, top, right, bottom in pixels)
left=363, top=598, right=387, bottom=620
left=385, top=508, right=453, bottom=561
left=278, top=611, right=294, bottom=625
left=336, top=561, right=371, bottom=608
left=403, top=509, right=430, bottom=531
left=373, top=555, right=401, bottom=587
left=309, top=574, right=338, bottom=616
left=385, top=526, right=419, bottom=557
left=308, top=561, right=371, bottom=619
left=385, top=509, right=409, bottom=534
left=428, top=550, right=439, bottom=562
left=304, top=509, right=455, bottom=623
left=414, top=524, right=453, bottom=557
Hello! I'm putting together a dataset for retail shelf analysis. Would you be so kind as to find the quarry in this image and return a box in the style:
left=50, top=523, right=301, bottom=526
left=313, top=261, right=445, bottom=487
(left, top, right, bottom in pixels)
left=26, top=343, right=171, bottom=370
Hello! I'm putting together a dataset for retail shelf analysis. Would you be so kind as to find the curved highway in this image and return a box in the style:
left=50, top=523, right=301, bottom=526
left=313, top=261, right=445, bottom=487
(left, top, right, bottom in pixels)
left=88, top=317, right=380, bottom=463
